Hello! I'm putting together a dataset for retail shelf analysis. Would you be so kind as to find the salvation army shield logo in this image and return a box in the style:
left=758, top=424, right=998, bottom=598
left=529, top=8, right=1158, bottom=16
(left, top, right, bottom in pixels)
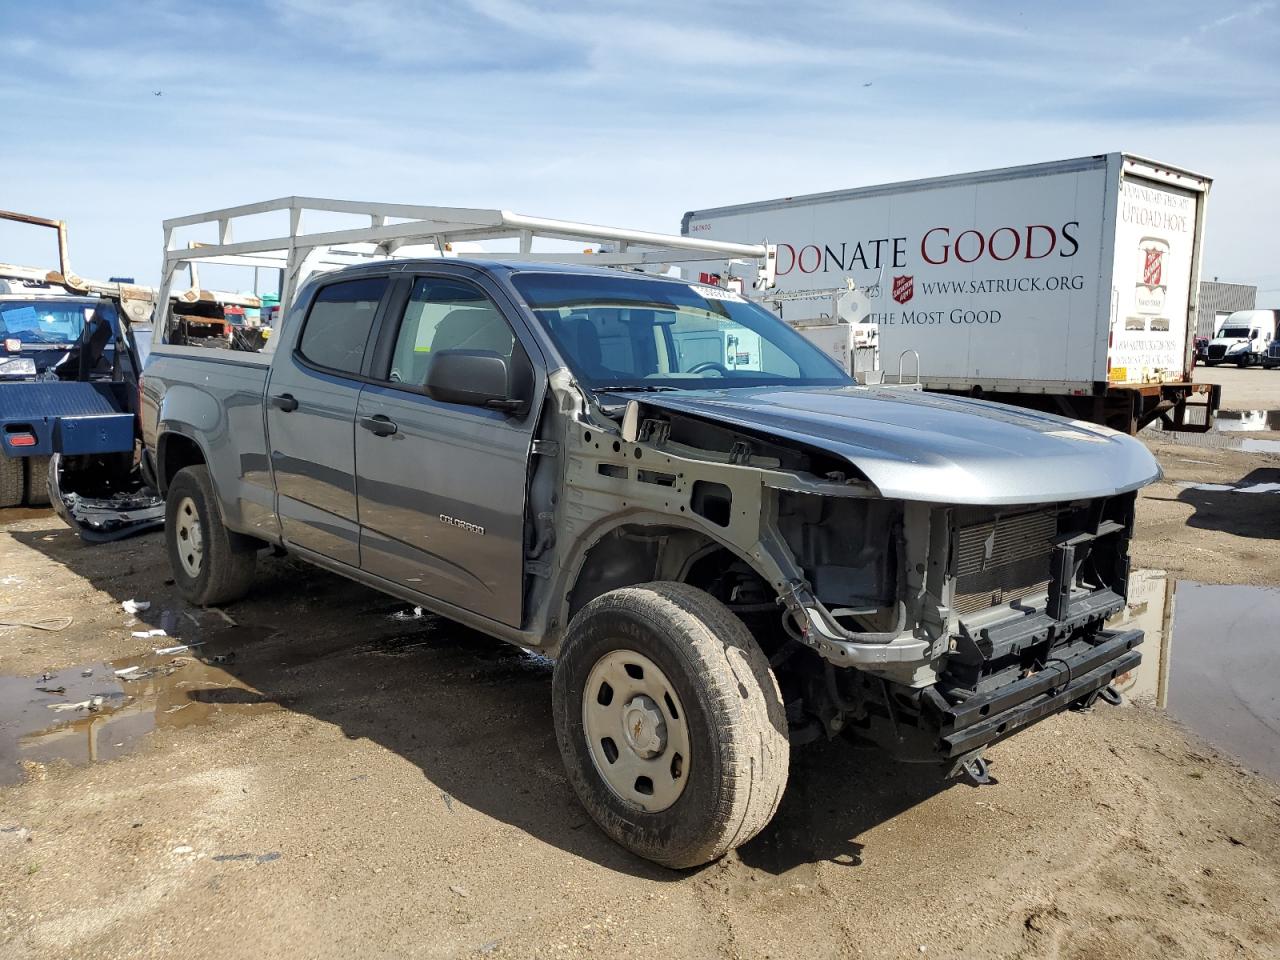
left=1143, top=248, right=1163, bottom=286
left=892, top=275, right=914, bottom=304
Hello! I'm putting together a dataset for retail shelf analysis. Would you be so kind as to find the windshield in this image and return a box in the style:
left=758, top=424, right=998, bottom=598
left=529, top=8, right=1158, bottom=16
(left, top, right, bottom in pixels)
left=510, top=272, right=853, bottom=390
left=1218, top=327, right=1252, bottom=338
left=0, top=300, right=110, bottom=345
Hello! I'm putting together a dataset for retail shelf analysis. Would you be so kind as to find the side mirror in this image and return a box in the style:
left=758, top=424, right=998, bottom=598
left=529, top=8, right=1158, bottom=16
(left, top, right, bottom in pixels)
left=424, top=349, right=525, bottom=413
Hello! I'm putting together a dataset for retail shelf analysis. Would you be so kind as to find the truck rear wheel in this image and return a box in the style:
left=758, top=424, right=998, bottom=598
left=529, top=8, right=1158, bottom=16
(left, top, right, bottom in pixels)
left=552, top=582, right=789, bottom=869
left=165, top=465, right=257, bottom=606
left=0, top=456, right=23, bottom=508
left=23, top=456, right=50, bottom=507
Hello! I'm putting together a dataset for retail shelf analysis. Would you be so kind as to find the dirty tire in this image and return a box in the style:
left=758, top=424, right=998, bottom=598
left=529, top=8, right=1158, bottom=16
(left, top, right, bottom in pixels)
left=166, top=465, right=257, bottom=606
left=553, top=581, right=789, bottom=869
left=0, top=455, right=23, bottom=508
left=23, top=456, right=51, bottom=507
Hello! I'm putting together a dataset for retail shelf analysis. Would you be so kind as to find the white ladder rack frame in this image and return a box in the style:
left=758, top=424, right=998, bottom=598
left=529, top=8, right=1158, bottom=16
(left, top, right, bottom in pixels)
left=156, top=197, right=776, bottom=333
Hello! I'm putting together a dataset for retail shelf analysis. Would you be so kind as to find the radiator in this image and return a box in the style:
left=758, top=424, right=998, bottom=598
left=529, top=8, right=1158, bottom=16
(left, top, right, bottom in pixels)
left=952, top=509, right=1057, bottom=615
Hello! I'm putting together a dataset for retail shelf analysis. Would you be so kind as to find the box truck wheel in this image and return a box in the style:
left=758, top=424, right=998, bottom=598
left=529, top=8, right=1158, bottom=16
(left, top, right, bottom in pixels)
left=0, top=455, right=23, bottom=508
left=23, top=456, right=50, bottom=507
left=552, top=581, right=789, bottom=869
left=165, top=465, right=257, bottom=606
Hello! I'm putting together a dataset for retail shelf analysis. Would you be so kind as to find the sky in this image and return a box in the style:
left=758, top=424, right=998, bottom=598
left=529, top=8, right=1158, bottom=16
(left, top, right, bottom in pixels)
left=1, top=0, right=1278, bottom=297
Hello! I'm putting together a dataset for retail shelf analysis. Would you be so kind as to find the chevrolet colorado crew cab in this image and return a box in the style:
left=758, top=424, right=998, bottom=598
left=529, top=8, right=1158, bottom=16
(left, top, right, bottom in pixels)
left=141, top=258, right=1156, bottom=868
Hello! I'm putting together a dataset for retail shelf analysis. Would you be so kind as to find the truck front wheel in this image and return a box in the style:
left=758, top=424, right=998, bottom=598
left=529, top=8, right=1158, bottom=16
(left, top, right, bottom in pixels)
left=165, top=465, right=257, bottom=606
left=552, top=582, right=789, bottom=869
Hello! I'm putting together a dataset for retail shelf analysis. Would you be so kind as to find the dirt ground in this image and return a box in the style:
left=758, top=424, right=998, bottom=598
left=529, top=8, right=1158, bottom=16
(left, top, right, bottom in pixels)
left=1133, top=365, right=1280, bottom=582
left=2, top=385, right=1279, bottom=959
left=1191, top=361, right=1279, bottom=411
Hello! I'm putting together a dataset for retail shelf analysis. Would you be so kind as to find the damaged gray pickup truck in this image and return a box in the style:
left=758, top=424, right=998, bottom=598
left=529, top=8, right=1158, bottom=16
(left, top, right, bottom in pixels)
left=141, top=259, right=1157, bottom=868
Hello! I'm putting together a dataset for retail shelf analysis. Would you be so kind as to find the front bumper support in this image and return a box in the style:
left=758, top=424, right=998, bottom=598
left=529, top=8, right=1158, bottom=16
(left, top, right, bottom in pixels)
left=934, top=628, right=1143, bottom=758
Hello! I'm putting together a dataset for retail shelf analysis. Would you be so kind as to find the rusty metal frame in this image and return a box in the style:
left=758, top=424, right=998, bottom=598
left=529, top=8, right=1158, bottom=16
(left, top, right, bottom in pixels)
left=1, top=209, right=258, bottom=327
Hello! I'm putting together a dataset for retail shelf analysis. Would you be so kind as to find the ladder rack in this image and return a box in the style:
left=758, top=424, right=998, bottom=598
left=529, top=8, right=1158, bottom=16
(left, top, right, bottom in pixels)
left=156, top=197, right=777, bottom=329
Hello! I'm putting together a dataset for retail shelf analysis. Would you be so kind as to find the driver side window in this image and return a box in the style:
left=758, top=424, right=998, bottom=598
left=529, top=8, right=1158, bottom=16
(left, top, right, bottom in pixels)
left=388, top=278, right=515, bottom=387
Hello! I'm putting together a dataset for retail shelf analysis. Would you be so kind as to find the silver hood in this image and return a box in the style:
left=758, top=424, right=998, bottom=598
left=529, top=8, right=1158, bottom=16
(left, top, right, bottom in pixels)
left=619, top=385, right=1160, bottom=506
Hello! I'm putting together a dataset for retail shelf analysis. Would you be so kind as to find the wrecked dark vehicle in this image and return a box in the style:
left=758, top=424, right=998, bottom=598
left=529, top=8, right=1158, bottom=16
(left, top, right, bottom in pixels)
left=0, top=209, right=263, bottom=539
left=141, top=258, right=1158, bottom=869
left=0, top=280, right=162, bottom=538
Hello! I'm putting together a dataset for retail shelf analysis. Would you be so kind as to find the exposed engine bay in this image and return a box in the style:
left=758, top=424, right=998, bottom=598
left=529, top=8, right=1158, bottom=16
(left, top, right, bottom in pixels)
left=530, top=377, right=1148, bottom=775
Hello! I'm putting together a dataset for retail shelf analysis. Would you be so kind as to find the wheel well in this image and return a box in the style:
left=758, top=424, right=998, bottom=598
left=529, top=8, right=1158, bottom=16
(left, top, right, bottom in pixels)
left=566, top=524, right=774, bottom=624
left=158, top=433, right=207, bottom=492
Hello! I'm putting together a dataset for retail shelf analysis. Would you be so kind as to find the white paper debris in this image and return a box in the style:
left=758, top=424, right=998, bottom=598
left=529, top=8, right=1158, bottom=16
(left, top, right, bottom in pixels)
left=154, top=643, right=203, bottom=655
left=47, top=696, right=104, bottom=712
left=122, top=599, right=151, bottom=614
left=131, top=629, right=167, bottom=639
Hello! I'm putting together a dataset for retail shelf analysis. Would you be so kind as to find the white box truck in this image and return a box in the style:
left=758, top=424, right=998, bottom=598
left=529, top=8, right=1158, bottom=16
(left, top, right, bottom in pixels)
left=1207, top=308, right=1280, bottom=367
left=682, top=153, right=1220, bottom=433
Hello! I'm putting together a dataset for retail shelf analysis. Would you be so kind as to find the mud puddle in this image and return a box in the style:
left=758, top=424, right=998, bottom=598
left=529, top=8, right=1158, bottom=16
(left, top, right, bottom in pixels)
left=1213, top=409, right=1280, bottom=432
left=1110, top=571, right=1280, bottom=779
left=1142, top=411, right=1280, bottom=454
left=0, top=506, right=56, bottom=523
left=0, top=625, right=276, bottom=785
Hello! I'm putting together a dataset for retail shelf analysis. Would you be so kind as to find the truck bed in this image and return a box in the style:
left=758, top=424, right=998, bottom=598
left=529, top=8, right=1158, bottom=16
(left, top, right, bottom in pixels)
left=140, top=349, right=277, bottom=539
left=0, top=382, right=135, bottom=457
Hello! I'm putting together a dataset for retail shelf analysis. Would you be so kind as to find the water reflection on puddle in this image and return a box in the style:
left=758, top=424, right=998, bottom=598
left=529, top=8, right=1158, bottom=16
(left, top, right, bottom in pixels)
left=1142, top=408, right=1280, bottom=454
left=0, top=626, right=275, bottom=785
left=1109, top=571, right=1280, bottom=779
left=1210, top=410, right=1280, bottom=453
left=1213, top=409, right=1280, bottom=433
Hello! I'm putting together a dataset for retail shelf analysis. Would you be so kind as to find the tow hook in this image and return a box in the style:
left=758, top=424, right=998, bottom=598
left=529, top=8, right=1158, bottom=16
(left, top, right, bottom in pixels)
left=959, top=755, right=993, bottom=786
left=947, top=749, right=995, bottom=785
left=1098, top=684, right=1124, bottom=706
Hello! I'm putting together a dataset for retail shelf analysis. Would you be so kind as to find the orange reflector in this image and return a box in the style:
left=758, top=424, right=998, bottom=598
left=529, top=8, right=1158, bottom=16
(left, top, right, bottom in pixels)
left=9, top=434, right=36, bottom=447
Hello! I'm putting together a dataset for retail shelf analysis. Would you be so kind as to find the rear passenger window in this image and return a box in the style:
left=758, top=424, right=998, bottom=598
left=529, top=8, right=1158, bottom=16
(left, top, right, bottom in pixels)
left=297, top=277, right=388, bottom=375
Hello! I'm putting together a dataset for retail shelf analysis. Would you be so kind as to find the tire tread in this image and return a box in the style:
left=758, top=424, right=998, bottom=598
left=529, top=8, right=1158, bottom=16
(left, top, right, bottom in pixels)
left=0, top=456, right=24, bottom=508
left=23, top=456, right=51, bottom=507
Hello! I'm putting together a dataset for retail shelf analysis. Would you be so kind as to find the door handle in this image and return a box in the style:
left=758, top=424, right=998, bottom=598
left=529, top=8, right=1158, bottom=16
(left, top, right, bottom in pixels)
left=270, top=393, right=299, bottom=412
left=360, top=414, right=398, bottom=437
